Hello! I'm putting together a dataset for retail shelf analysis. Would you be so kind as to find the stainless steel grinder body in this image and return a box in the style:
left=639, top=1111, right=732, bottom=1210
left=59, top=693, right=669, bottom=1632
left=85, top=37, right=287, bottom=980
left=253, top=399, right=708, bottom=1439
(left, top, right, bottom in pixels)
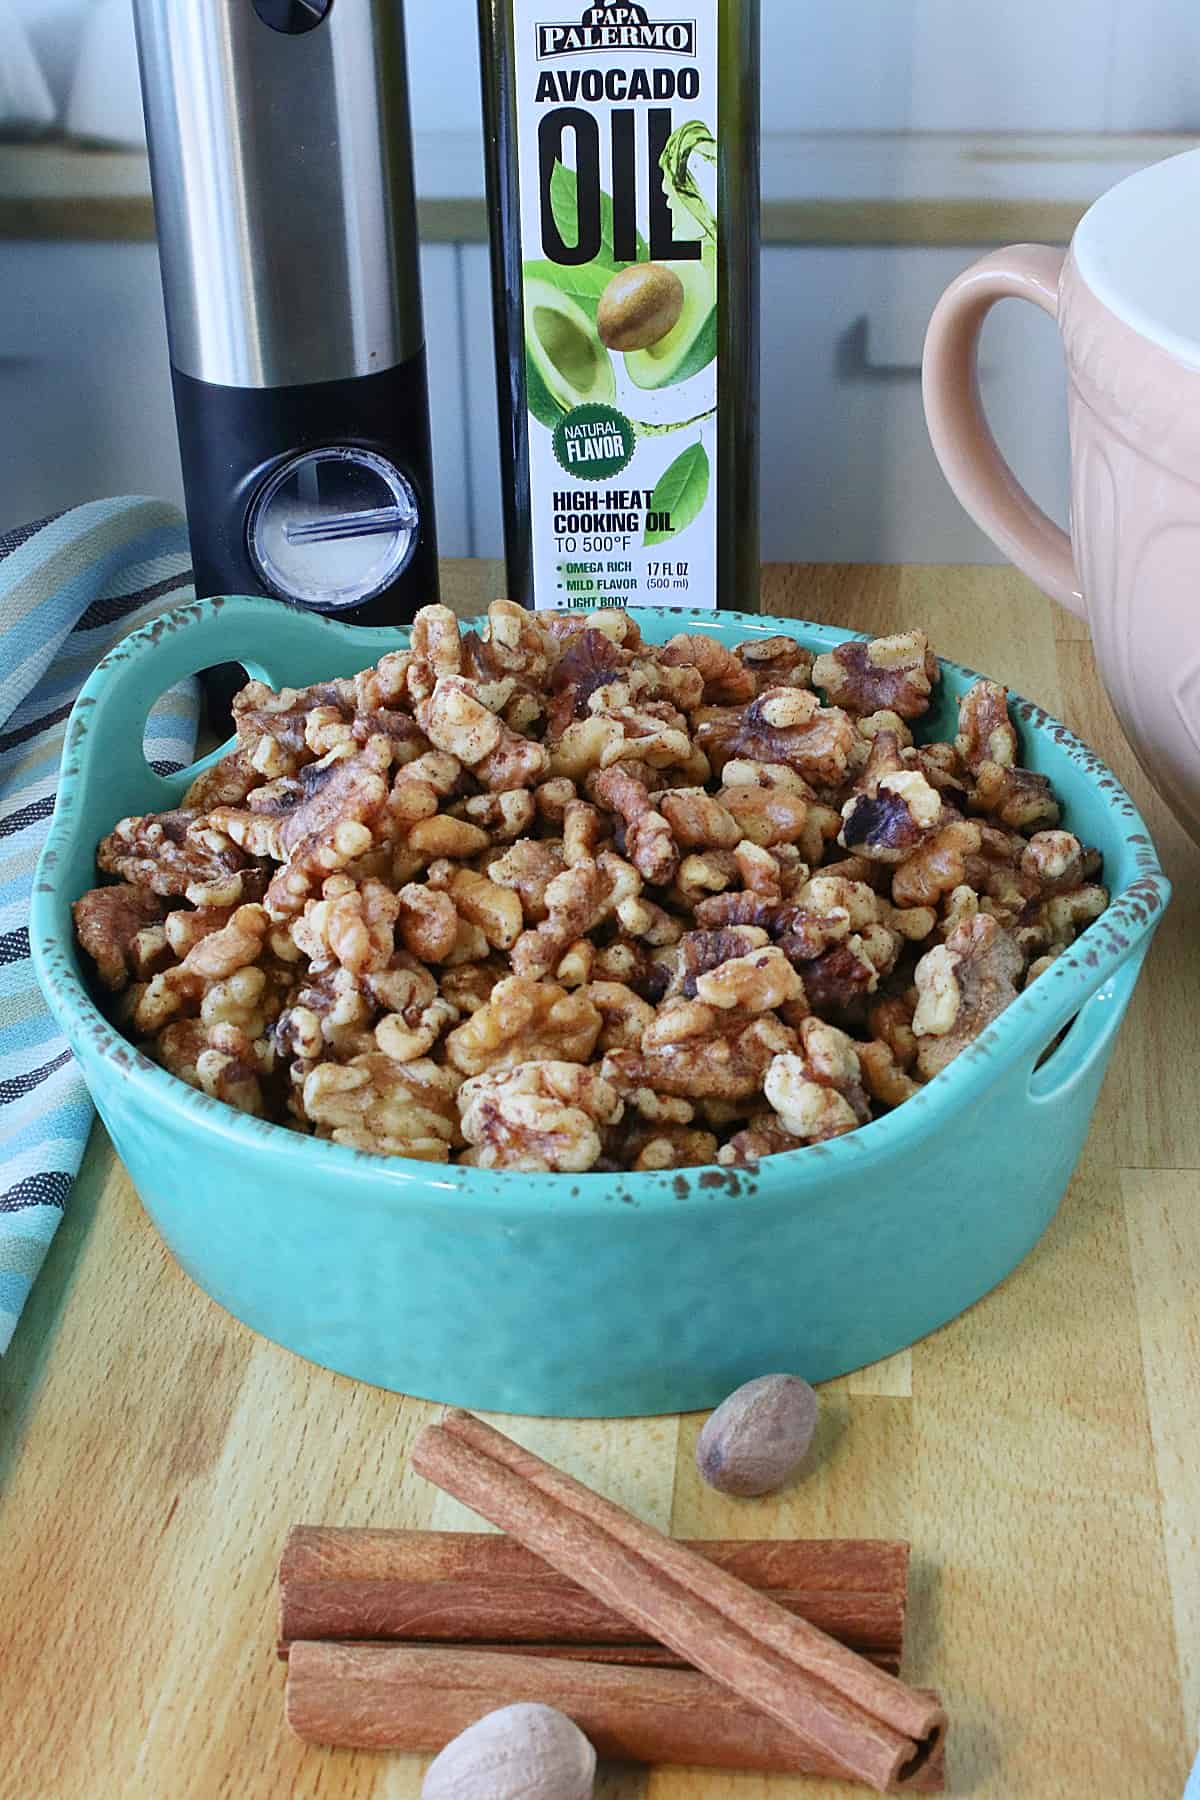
left=133, top=0, right=438, bottom=627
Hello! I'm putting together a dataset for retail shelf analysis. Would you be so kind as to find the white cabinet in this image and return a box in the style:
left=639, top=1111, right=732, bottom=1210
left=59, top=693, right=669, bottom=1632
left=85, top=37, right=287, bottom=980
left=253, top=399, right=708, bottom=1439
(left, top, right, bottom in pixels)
left=419, top=246, right=471, bottom=562
left=757, top=246, right=1070, bottom=565
left=0, top=236, right=1070, bottom=572
left=458, top=242, right=505, bottom=567
left=0, top=241, right=474, bottom=557
left=0, top=240, right=183, bottom=525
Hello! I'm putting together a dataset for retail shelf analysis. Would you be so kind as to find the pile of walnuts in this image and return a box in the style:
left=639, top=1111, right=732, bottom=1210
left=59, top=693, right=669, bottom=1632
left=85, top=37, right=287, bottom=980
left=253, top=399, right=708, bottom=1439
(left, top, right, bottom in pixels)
left=72, top=603, right=1108, bottom=1173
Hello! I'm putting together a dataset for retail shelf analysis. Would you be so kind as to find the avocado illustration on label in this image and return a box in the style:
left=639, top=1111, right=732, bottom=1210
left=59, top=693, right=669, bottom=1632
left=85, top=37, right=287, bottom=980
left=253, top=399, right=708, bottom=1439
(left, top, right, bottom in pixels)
left=625, top=121, right=719, bottom=390
left=624, top=255, right=717, bottom=390
left=597, top=263, right=686, bottom=352
left=524, top=276, right=616, bottom=428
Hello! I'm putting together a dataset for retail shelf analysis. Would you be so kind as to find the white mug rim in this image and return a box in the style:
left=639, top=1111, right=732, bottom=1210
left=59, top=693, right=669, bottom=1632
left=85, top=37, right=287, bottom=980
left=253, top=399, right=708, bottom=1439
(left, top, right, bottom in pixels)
left=1072, top=148, right=1200, bottom=374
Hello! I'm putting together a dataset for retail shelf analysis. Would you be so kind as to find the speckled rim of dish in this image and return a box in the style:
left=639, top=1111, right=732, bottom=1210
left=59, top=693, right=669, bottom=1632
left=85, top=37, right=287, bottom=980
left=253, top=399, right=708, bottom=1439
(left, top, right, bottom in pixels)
left=31, top=596, right=1171, bottom=1212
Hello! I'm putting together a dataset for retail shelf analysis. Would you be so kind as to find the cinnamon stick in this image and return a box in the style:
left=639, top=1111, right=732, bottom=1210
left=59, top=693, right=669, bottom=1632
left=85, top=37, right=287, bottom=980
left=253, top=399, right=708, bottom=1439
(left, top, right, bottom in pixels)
left=283, top=1525, right=908, bottom=1591
left=277, top=1638, right=904, bottom=1676
left=479, top=1640, right=903, bottom=1677
left=278, top=1526, right=907, bottom=1657
left=411, top=1411, right=944, bottom=1793
left=286, top=1643, right=944, bottom=1790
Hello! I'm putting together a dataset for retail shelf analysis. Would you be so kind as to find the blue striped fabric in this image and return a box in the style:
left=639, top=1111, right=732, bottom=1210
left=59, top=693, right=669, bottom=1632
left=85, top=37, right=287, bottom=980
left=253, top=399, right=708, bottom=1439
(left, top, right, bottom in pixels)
left=0, top=498, right=197, bottom=1352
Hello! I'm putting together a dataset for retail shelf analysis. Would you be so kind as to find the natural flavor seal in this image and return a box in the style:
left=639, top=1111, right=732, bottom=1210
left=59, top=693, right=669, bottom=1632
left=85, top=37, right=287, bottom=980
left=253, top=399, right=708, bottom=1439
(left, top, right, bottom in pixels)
left=552, top=402, right=637, bottom=480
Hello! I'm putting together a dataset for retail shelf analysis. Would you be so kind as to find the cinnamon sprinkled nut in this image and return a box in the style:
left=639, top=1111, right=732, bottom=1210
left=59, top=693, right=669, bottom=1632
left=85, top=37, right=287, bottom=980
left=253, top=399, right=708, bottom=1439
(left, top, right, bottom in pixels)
left=74, top=609, right=1107, bottom=1169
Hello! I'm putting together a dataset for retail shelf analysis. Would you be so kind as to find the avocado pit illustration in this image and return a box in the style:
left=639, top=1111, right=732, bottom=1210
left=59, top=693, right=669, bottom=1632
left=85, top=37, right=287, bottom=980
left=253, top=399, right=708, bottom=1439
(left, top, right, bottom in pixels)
left=597, top=261, right=686, bottom=352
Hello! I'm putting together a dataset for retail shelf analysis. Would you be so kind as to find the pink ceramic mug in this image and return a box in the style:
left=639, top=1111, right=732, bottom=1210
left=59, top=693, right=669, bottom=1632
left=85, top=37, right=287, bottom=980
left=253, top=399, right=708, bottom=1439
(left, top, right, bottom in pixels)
left=923, top=148, right=1200, bottom=842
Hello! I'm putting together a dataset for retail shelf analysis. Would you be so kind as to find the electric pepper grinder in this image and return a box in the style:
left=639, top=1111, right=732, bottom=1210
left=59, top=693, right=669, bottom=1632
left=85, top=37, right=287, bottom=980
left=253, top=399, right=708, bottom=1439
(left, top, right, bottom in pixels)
left=132, top=0, right=438, bottom=649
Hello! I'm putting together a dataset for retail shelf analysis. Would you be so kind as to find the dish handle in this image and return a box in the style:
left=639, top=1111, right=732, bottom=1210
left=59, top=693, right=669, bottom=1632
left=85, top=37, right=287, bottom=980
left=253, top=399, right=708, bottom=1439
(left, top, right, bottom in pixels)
left=1024, top=879, right=1167, bottom=1103
left=1027, top=961, right=1141, bottom=1104
left=61, top=594, right=369, bottom=818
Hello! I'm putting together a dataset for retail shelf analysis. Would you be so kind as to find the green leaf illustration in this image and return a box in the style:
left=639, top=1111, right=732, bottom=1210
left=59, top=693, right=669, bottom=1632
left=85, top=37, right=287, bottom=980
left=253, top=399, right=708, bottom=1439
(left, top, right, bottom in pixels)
left=550, top=162, right=647, bottom=274
left=523, top=258, right=613, bottom=323
left=644, top=442, right=710, bottom=546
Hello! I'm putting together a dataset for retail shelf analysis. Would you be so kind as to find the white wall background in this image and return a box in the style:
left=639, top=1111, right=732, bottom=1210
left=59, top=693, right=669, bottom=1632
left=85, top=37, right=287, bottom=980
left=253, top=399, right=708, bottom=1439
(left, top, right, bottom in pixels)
left=10, top=0, right=1200, bottom=139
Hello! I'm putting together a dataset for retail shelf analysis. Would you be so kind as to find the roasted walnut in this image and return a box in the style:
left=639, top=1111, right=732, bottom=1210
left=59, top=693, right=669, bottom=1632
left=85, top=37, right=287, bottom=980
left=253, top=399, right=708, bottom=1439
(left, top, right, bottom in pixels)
left=1017, top=883, right=1109, bottom=958
left=303, top=1054, right=460, bottom=1160
left=969, top=761, right=1061, bottom=832
left=912, top=913, right=1024, bottom=1079
left=661, top=633, right=756, bottom=705
left=955, top=678, right=1017, bottom=772
left=373, top=962, right=458, bottom=1063
left=590, top=766, right=679, bottom=885
left=812, top=631, right=937, bottom=720
left=718, top=781, right=812, bottom=850
left=839, top=768, right=942, bottom=864
left=696, top=686, right=855, bottom=788
left=761, top=1018, right=870, bottom=1143
left=394, top=882, right=460, bottom=962
left=458, top=1059, right=622, bottom=1172
left=858, top=1039, right=922, bottom=1108
left=73, top=884, right=168, bottom=992
left=718, top=1115, right=807, bottom=1166
left=291, top=875, right=399, bottom=976
left=233, top=677, right=349, bottom=775
left=510, top=853, right=640, bottom=980
left=78, top=600, right=1108, bottom=1172
left=604, top=1004, right=796, bottom=1102
left=612, top=1118, right=721, bottom=1172
left=891, top=818, right=983, bottom=910
left=444, top=975, right=601, bottom=1077
left=734, top=635, right=814, bottom=693
left=1020, top=829, right=1098, bottom=896
left=694, top=944, right=805, bottom=1014
left=583, top=980, right=656, bottom=1052
left=670, top=926, right=772, bottom=998
left=98, top=810, right=264, bottom=909
left=456, top=789, right=536, bottom=842
left=182, top=747, right=260, bottom=812
left=212, top=739, right=394, bottom=919
left=417, top=675, right=548, bottom=791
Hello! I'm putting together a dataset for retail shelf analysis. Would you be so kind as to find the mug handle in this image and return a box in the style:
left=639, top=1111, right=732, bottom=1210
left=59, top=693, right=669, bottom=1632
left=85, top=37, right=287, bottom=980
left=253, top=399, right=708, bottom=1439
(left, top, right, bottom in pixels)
left=922, top=244, right=1085, bottom=621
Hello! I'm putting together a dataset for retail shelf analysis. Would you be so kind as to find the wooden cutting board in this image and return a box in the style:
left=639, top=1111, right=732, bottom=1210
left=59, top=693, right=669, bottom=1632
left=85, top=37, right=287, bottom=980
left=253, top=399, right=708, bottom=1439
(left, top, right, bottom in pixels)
left=0, top=560, right=1196, bottom=1799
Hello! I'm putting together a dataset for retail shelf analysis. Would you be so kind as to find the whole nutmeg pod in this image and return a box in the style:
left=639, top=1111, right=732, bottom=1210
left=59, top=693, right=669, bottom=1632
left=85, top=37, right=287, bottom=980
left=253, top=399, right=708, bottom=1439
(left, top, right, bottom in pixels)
left=696, top=1372, right=819, bottom=1497
left=421, top=1702, right=596, bottom=1800
left=596, top=262, right=685, bottom=351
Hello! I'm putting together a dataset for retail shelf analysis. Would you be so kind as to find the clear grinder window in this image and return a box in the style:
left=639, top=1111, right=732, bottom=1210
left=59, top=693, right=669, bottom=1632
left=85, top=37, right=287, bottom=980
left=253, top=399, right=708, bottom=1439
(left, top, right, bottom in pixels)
left=247, top=448, right=420, bottom=614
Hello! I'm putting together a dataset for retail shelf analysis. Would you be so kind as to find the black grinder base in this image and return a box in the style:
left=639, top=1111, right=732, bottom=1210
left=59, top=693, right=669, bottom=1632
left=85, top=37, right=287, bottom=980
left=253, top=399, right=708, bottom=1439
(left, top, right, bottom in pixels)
left=174, top=355, right=440, bottom=723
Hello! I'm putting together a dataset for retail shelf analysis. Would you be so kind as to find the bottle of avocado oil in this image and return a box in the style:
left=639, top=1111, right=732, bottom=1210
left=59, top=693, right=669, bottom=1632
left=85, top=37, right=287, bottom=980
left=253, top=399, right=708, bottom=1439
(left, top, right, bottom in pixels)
left=477, top=0, right=760, bottom=612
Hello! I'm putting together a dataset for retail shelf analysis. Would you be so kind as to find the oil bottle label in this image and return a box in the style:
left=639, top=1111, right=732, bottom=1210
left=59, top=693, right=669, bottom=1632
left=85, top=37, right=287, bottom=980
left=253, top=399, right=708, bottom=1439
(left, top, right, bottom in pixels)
left=513, top=0, right=719, bottom=609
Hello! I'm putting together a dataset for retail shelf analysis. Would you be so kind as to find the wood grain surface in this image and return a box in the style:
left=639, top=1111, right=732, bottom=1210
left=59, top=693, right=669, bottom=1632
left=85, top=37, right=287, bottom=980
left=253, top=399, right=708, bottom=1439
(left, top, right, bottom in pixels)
left=1, top=561, right=1196, bottom=1800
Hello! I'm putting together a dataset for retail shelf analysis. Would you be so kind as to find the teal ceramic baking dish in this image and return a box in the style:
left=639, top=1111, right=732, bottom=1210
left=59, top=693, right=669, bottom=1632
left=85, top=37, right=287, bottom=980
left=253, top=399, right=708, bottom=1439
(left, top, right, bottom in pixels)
left=32, top=597, right=1169, bottom=1417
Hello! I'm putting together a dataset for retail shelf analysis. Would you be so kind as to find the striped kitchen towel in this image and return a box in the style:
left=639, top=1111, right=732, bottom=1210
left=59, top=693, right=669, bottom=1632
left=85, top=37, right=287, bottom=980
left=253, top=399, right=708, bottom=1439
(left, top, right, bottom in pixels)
left=0, top=497, right=198, bottom=1353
